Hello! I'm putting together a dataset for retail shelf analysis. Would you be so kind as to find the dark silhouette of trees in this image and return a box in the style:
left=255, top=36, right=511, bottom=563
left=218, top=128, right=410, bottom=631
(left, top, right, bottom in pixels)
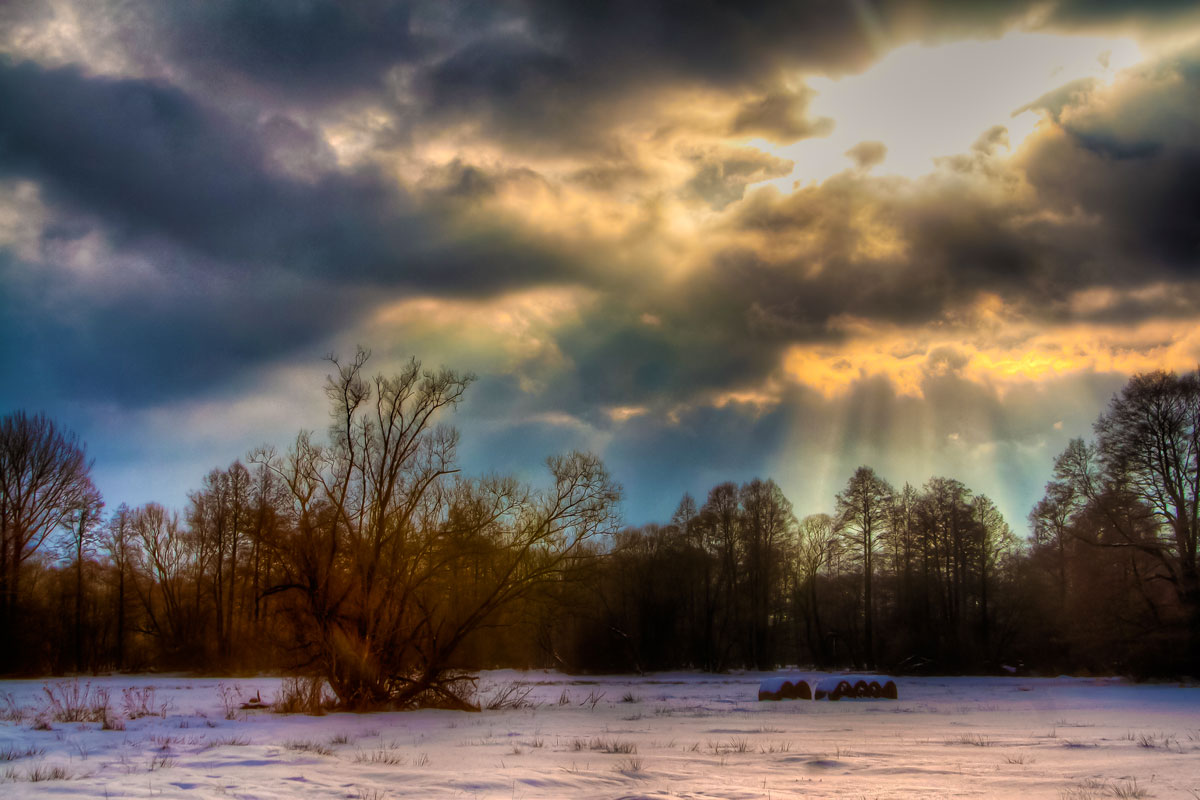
left=102, top=503, right=135, bottom=670
left=66, top=486, right=104, bottom=671
left=739, top=479, right=794, bottom=669
left=0, top=411, right=98, bottom=671
left=836, top=466, right=892, bottom=668
left=791, top=513, right=837, bottom=665
left=6, top=368, right=1200, bottom=680
left=189, top=461, right=253, bottom=666
left=1040, top=369, right=1200, bottom=673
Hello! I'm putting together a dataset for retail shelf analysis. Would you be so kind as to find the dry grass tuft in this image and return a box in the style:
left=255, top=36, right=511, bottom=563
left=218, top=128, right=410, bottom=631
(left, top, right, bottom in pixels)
left=284, top=739, right=334, bottom=756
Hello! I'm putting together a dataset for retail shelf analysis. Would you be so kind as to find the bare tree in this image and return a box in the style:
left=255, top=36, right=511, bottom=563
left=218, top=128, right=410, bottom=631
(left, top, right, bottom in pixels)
left=0, top=411, right=98, bottom=670
left=836, top=466, right=892, bottom=669
left=1052, top=369, right=1200, bottom=668
left=971, top=494, right=1016, bottom=654
left=102, top=503, right=135, bottom=670
left=65, top=485, right=104, bottom=671
left=793, top=513, right=837, bottom=665
left=131, top=503, right=204, bottom=663
left=189, top=461, right=252, bottom=664
left=739, top=478, right=795, bottom=669
left=256, top=350, right=620, bottom=708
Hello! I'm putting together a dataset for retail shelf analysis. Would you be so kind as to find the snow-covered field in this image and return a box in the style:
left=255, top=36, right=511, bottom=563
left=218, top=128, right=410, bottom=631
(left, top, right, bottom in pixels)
left=1, top=671, right=1198, bottom=799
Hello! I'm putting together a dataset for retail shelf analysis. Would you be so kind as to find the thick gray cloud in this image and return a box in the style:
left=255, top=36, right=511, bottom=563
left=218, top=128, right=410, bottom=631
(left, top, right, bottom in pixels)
left=0, top=58, right=590, bottom=406
left=4, top=0, right=1200, bottom=525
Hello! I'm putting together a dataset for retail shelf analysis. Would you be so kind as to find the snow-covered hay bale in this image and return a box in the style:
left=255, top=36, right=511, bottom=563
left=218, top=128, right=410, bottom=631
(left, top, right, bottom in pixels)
left=813, top=676, right=899, bottom=700
left=814, top=678, right=855, bottom=700
left=758, top=677, right=811, bottom=701
left=758, top=677, right=787, bottom=701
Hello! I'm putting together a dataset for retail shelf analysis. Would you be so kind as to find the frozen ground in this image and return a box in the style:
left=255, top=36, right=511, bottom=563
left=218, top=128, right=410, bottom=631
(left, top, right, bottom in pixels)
left=1, top=671, right=1198, bottom=799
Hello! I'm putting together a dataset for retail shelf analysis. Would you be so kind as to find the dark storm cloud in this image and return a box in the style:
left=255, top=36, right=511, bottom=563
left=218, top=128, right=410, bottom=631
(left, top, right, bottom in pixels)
left=5, top=0, right=1200, bottom=525
left=0, top=58, right=590, bottom=407
left=537, top=297, right=788, bottom=413
left=1020, top=48, right=1200, bottom=275
left=0, top=248, right=358, bottom=407
left=0, top=59, right=581, bottom=294
left=161, top=1, right=435, bottom=104
left=0, top=58, right=392, bottom=271
left=1046, top=0, right=1200, bottom=28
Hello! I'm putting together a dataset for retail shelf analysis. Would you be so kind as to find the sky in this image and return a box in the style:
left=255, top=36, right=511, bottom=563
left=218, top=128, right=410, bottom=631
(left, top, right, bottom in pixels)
left=2, top=1, right=1200, bottom=534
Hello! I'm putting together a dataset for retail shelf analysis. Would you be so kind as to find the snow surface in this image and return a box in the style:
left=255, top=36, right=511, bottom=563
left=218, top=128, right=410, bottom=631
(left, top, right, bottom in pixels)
left=2, top=671, right=1199, bottom=798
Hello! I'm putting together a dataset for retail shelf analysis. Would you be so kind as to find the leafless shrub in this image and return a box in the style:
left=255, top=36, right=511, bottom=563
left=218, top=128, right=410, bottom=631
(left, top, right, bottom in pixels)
left=273, top=677, right=332, bottom=715
left=621, top=691, right=641, bottom=703
left=1004, top=752, right=1033, bottom=764
left=121, top=686, right=166, bottom=719
left=0, top=692, right=25, bottom=722
left=480, top=681, right=537, bottom=710
left=217, top=682, right=242, bottom=720
left=557, top=688, right=571, bottom=705
left=40, top=680, right=110, bottom=723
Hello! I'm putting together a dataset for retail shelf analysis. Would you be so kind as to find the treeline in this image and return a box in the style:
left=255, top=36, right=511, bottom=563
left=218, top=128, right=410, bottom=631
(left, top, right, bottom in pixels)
left=553, top=472, right=1022, bottom=675
left=1, top=362, right=1197, bottom=685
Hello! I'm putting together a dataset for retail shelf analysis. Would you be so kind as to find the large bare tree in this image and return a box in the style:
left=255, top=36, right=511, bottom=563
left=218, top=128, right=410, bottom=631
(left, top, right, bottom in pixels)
left=836, top=465, right=893, bottom=669
left=257, top=350, right=620, bottom=709
left=0, top=411, right=98, bottom=670
left=1051, top=369, right=1200, bottom=668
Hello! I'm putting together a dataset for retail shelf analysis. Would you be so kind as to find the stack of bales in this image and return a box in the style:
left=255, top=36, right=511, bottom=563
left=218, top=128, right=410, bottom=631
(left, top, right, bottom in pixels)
left=759, top=675, right=897, bottom=701
left=757, top=677, right=813, bottom=701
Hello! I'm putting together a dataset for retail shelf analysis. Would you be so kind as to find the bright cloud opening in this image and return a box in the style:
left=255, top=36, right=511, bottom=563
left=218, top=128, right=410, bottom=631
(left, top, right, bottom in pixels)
left=755, top=32, right=1142, bottom=185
